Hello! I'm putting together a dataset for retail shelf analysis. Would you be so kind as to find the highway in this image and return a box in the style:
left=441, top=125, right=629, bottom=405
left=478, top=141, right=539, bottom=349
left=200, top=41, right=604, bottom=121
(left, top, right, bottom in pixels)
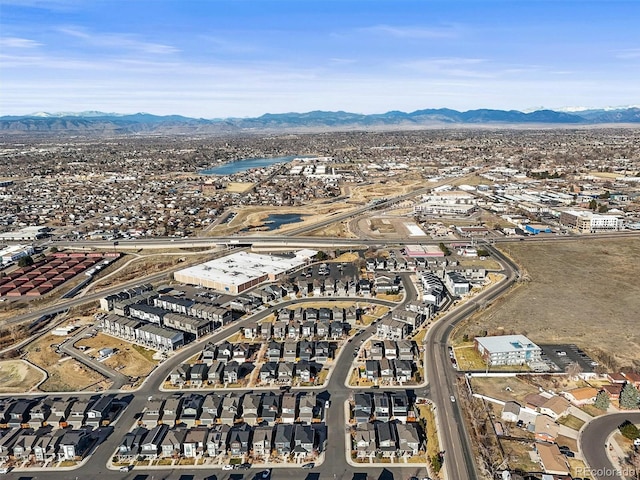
left=48, top=230, right=640, bottom=251
left=580, top=412, right=640, bottom=480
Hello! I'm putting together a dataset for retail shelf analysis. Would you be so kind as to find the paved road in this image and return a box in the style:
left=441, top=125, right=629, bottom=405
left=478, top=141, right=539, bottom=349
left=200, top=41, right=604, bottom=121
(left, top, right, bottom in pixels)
left=58, top=325, right=130, bottom=389
left=48, top=230, right=640, bottom=251
left=422, top=244, right=519, bottom=480
left=580, top=412, right=640, bottom=480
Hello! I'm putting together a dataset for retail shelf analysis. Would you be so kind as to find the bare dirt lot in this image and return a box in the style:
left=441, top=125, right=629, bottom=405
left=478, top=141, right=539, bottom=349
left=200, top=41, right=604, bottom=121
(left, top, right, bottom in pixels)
left=0, top=359, right=44, bottom=392
left=24, top=333, right=108, bottom=392
left=455, top=238, right=640, bottom=369
left=75, top=333, right=158, bottom=378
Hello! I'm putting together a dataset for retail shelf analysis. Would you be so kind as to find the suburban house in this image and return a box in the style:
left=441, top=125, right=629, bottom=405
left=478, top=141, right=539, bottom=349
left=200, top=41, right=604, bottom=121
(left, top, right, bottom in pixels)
left=534, top=414, right=559, bottom=443
left=535, top=442, right=570, bottom=476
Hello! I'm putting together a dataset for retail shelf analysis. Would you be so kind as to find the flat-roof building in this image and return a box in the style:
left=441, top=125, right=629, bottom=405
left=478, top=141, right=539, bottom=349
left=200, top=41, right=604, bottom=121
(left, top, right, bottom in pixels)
left=475, top=334, right=542, bottom=366
left=0, top=245, right=34, bottom=265
left=174, top=250, right=313, bottom=294
left=559, top=209, right=623, bottom=233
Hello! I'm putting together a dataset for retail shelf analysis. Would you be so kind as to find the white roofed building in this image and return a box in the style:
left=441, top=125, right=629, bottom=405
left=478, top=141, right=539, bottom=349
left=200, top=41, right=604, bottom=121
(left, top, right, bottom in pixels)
left=174, top=251, right=312, bottom=294
left=475, top=335, right=542, bottom=366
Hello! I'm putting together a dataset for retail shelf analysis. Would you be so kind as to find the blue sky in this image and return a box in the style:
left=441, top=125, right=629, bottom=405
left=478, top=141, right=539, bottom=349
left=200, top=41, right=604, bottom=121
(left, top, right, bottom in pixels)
left=1, top=0, right=639, bottom=117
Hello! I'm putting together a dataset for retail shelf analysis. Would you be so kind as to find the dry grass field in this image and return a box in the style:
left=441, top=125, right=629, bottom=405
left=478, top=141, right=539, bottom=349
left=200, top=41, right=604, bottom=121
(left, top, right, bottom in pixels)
left=75, top=333, right=158, bottom=378
left=24, top=333, right=108, bottom=392
left=0, top=360, right=44, bottom=392
left=456, top=238, right=640, bottom=369
left=225, top=182, right=255, bottom=193
left=470, top=376, right=540, bottom=404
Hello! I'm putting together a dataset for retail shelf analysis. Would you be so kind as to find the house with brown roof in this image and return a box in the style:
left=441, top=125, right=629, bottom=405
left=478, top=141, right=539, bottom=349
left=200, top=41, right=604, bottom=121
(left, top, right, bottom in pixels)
left=563, top=387, right=598, bottom=406
left=535, top=442, right=570, bottom=475
left=602, top=383, right=624, bottom=401
left=540, top=396, right=570, bottom=419
left=607, top=372, right=627, bottom=384
left=524, top=393, right=548, bottom=410
left=534, top=414, right=559, bottom=443
left=622, top=372, right=640, bottom=389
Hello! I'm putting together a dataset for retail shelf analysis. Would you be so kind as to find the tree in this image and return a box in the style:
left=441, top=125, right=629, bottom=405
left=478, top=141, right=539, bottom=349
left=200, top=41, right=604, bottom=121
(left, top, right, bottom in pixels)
left=566, top=361, right=583, bottom=380
left=438, top=242, right=451, bottom=256
left=620, top=382, right=640, bottom=410
left=598, top=204, right=609, bottom=213
left=594, top=390, right=610, bottom=410
left=18, top=255, right=34, bottom=267
left=588, top=199, right=598, bottom=210
left=619, top=420, right=640, bottom=440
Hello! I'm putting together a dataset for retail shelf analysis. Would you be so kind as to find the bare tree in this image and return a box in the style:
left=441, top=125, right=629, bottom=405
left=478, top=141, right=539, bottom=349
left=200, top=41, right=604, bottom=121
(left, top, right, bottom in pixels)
left=566, top=361, right=583, bottom=380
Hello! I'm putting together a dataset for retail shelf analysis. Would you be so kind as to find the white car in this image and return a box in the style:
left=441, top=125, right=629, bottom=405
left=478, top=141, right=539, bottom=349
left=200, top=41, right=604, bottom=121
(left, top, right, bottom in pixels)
left=119, top=466, right=132, bottom=472
left=222, top=464, right=234, bottom=470
left=450, top=395, right=456, bottom=402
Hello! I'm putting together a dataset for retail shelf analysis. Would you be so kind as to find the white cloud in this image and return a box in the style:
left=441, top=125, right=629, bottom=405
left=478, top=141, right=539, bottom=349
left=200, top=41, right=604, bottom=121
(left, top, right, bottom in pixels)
left=58, top=26, right=179, bottom=54
left=0, top=37, right=43, bottom=48
left=360, top=24, right=461, bottom=39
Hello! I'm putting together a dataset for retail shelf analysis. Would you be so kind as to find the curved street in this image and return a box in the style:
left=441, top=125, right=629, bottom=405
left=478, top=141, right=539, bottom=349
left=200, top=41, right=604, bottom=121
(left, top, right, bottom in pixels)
left=580, top=412, right=640, bottom=480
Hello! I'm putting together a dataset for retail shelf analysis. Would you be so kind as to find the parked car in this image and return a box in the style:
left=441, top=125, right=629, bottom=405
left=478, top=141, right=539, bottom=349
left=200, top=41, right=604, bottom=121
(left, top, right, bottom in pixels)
left=302, top=463, right=315, bottom=469
left=222, top=465, right=234, bottom=470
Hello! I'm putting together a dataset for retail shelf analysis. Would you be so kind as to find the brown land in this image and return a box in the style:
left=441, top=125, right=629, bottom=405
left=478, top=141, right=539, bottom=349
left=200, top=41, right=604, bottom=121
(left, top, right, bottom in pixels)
left=226, top=182, right=255, bottom=193
left=24, top=333, right=108, bottom=392
left=455, top=238, right=640, bottom=369
left=75, top=333, right=158, bottom=378
left=470, top=376, right=540, bottom=404
left=0, top=359, right=44, bottom=392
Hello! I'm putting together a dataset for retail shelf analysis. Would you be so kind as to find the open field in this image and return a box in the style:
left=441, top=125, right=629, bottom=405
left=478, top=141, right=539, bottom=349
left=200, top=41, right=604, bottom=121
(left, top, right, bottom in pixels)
left=75, top=333, right=158, bottom=378
left=456, top=238, right=640, bottom=369
left=226, top=182, right=255, bottom=193
left=24, top=333, right=108, bottom=392
left=470, top=376, right=540, bottom=404
left=307, top=220, right=356, bottom=238
left=347, top=176, right=425, bottom=204
left=90, top=252, right=213, bottom=291
left=0, top=359, right=44, bottom=392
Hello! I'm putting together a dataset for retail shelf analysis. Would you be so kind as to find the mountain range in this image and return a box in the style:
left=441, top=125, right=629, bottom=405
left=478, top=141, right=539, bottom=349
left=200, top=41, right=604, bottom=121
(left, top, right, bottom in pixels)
left=1, top=107, right=640, bottom=136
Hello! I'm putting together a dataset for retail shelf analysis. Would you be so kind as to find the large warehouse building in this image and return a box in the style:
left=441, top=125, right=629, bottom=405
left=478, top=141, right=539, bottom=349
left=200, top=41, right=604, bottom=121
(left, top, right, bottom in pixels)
left=174, top=250, right=315, bottom=295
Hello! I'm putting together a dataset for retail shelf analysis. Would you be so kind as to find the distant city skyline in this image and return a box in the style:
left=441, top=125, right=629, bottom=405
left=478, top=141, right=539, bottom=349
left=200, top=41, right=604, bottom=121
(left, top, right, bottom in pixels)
left=1, top=0, right=640, bottom=118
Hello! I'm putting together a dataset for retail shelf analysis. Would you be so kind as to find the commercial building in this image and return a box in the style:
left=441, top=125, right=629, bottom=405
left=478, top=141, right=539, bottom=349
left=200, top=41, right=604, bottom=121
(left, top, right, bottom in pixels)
left=174, top=250, right=314, bottom=295
left=0, top=244, right=34, bottom=265
left=475, top=335, right=542, bottom=366
left=404, top=245, right=444, bottom=257
left=559, top=209, right=623, bottom=233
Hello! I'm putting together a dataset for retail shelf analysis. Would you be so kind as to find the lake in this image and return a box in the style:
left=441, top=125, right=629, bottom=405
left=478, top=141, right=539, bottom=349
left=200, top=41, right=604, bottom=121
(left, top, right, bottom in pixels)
left=200, top=155, right=301, bottom=175
left=264, top=213, right=306, bottom=230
